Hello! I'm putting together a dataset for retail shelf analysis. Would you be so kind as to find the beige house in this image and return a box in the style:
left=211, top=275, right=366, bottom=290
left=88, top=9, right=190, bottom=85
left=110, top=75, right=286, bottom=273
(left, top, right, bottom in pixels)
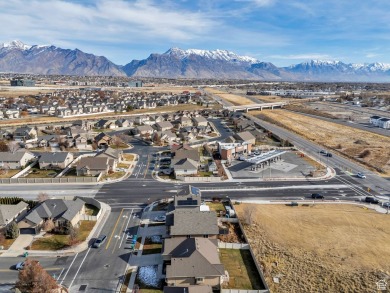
left=0, top=201, right=29, bottom=228
left=76, top=157, right=110, bottom=176
left=17, top=198, right=85, bottom=234
left=163, top=237, right=224, bottom=290
left=0, top=151, right=36, bottom=169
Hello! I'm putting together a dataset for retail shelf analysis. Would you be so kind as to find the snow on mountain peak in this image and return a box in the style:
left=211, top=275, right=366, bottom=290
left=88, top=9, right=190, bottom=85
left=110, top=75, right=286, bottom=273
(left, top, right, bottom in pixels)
left=1, top=40, right=31, bottom=50
left=165, top=47, right=259, bottom=63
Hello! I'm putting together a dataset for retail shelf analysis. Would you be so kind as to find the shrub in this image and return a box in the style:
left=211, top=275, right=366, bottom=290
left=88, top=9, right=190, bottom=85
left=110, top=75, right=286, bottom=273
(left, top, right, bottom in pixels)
left=6, top=222, right=19, bottom=239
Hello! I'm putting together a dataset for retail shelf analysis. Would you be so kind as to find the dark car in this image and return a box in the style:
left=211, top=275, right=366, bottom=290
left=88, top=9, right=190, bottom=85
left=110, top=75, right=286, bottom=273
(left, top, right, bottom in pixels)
left=93, top=235, right=107, bottom=248
left=365, top=197, right=379, bottom=204
left=311, top=193, right=324, bottom=199
left=326, top=153, right=332, bottom=157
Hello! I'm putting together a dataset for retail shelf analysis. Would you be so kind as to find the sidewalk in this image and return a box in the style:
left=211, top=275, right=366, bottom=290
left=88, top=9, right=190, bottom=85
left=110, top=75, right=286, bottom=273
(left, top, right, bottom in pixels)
left=0, top=201, right=111, bottom=257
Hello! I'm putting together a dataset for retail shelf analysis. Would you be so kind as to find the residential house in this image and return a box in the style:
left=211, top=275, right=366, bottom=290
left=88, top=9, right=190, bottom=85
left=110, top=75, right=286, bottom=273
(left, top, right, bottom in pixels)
left=115, top=119, right=131, bottom=128
left=0, top=151, right=36, bottom=169
left=0, top=201, right=29, bottom=228
left=234, top=131, right=256, bottom=145
left=179, top=116, right=193, bottom=127
left=173, top=158, right=198, bottom=177
left=76, top=157, right=110, bottom=176
left=173, top=186, right=202, bottom=209
left=163, top=237, right=224, bottom=289
left=94, top=132, right=112, bottom=148
left=156, top=121, right=174, bottom=132
left=95, top=147, right=122, bottom=170
left=95, top=119, right=116, bottom=129
left=17, top=198, right=85, bottom=234
left=136, top=125, right=155, bottom=136
left=39, top=152, right=74, bottom=170
left=192, top=116, right=208, bottom=127
left=13, top=126, right=37, bottom=143
left=74, top=133, right=89, bottom=149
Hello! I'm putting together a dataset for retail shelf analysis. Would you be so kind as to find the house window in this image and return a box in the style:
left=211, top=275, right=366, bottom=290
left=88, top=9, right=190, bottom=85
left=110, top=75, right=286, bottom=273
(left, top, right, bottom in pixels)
left=203, top=235, right=208, bottom=238
left=196, top=277, right=204, bottom=283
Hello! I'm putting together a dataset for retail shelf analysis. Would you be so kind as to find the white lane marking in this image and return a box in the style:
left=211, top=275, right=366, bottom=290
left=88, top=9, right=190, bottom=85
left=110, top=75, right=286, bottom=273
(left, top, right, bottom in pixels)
left=59, top=253, right=79, bottom=285
left=68, top=248, right=91, bottom=289
left=57, top=268, right=65, bottom=281
left=119, top=209, right=134, bottom=248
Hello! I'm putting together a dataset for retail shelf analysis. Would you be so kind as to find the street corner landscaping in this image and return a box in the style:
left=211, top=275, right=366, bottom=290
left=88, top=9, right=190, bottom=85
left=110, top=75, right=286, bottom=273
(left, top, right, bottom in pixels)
left=30, top=220, right=95, bottom=250
left=135, top=265, right=163, bottom=291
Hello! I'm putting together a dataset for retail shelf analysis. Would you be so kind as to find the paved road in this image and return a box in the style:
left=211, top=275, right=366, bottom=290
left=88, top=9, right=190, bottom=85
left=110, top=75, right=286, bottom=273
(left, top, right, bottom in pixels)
left=247, top=114, right=390, bottom=196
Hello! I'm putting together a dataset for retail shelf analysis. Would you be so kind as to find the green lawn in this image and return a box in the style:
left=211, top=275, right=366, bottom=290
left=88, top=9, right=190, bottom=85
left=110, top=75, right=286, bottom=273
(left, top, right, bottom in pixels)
left=220, top=249, right=263, bottom=290
left=198, top=171, right=213, bottom=177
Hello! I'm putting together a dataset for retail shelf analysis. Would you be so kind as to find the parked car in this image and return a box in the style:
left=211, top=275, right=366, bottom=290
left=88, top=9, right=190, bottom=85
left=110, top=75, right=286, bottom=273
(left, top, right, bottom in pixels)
left=365, top=197, right=379, bottom=204
left=311, top=193, right=324, bottom=199
left=357, top=172, right=366, bottom=179
left=93, top=235, right=107, bottom=248
left=154, top=215, right=166, bottom=222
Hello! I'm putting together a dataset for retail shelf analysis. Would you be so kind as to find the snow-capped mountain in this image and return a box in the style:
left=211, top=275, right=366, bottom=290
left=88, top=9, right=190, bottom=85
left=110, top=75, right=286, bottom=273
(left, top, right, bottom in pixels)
left=164, top=47, right=259, bottom=64
left=0, top=40, right=125, bottom=76
left=2, top=40, right=390, bottom=81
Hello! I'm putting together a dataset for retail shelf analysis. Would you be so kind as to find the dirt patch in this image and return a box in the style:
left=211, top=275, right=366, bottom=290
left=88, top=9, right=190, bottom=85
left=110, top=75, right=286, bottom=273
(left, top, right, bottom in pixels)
left=206, top=88, right=254, bottom=105
left=218, top=222, right=245, bottom=243
left=252, top=110, right=390, bottom=175
left=235, top=203, right=390, bottom=293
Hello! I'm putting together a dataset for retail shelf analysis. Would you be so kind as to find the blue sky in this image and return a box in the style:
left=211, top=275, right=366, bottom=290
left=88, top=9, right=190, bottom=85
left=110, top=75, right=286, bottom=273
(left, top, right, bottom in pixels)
left=1, top=0, right=390, bottom=66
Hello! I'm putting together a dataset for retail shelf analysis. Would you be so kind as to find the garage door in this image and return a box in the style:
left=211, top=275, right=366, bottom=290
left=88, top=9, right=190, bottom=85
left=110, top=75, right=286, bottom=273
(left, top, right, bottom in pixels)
left=19, top=228, right=36, bottom=235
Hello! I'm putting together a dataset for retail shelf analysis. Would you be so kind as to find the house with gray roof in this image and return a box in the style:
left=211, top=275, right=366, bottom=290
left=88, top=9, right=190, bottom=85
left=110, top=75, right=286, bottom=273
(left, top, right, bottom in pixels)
left=0, top=150, right=36, bottom=169
left=17, top=198, right=85, bottom=234
left=39, top=152, right=74, bottom=170
left=163, top=237, right=224, bottom=289
left=163, top=286, right=212, bottom=293
left=166, top=209, right=219, bottom=238
left=76, top=157, right=109, bottom=176
left=0, top=201, right=29, bottom=228
left=173, top=158, right=198, bottom=177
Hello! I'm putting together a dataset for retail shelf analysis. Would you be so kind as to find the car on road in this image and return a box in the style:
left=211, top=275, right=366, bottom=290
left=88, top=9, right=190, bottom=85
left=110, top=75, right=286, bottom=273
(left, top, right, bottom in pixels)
left=356, top=172, right=366, bottom=179
left=326, top=153, right=332, bottom=157
left=15, top=262, right=25, bottom=270
left=154, top=215, right=166, bottom=222
left=311, top=193, right=324, bottom=199
left=382, top=202, right=390, bottom=208
left=319, top=150, right=327, bottom=155
left=364, top=197, right=379, bottom=204
left=93, top=235, right=107, bottom=248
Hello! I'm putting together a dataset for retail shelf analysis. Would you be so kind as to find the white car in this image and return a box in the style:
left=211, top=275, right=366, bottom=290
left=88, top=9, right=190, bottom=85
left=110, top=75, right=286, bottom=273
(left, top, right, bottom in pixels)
left=357, top=172, right=366, bottom=179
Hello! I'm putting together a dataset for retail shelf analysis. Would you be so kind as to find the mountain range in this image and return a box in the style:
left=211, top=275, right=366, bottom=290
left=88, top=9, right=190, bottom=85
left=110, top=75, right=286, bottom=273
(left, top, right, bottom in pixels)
left=1, top=40, right=390, bottom=81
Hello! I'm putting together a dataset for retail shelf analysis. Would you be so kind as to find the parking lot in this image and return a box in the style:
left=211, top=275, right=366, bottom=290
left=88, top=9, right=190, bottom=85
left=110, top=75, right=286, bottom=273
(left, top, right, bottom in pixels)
left=227, top=151, right=317, bottom=179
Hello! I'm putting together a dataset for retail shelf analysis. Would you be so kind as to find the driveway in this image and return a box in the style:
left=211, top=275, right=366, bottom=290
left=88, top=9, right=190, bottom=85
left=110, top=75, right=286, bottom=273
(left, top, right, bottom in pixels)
left=0, top=234, right=34, bottom=257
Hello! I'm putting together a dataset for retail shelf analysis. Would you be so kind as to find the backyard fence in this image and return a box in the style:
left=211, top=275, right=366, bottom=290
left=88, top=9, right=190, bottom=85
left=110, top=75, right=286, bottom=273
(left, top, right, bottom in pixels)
left=218, top=242, right=249, bottom=250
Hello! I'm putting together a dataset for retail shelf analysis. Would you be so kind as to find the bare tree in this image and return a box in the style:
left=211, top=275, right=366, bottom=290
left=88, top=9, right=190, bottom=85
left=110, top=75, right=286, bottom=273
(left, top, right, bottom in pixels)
left=112, top=135, right=125, bottom=148
left=7, top=141, right=20, bottom=154
left=15, top=259, right=59, bottom=292
left=0, top=140, right=9, bottom=152
left=69, top=227, right=80, bottom=246
left=37, top=192, right=49, bottom=203
left=242, top=205, right=256, bottom=226
left=42, top=219, right=55, bottom=232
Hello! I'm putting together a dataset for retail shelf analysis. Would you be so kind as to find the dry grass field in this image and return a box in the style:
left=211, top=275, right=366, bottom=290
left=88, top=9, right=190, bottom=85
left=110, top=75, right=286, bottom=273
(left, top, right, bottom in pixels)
left=235, top=203, right=390, bottom=293
left=205, top=87, right=254, bottom=105
left=252, top=95, right=297, bottom=103
left=252, top=110, right=390, bottom=175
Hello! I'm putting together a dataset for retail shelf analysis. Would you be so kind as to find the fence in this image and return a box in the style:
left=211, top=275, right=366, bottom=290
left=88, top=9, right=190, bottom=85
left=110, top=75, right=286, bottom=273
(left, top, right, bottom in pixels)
left=220, top=218, right=239, bottom=223
left=176, top=176, right=222, bottom=182
left=0, top=176, right=100, bottom=184
left=77, top=196, right=102, bottom=221
left=218, top=242, right=249, bottom=249
left=222, top=289, right=269, bottom=293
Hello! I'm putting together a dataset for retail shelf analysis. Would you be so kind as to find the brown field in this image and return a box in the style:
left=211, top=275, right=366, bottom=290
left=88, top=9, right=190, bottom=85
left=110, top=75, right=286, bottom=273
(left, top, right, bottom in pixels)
left=252, top=95, right=298, bottom=103
left=0, top=88, right=55, bottom=98
left=0, top=104, right=205, bottom=127
left=205, top=88, right=254, bottom=105
left=235, top=203, right=390, bottom=293
left=252, top=110, right=390, bottom=175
